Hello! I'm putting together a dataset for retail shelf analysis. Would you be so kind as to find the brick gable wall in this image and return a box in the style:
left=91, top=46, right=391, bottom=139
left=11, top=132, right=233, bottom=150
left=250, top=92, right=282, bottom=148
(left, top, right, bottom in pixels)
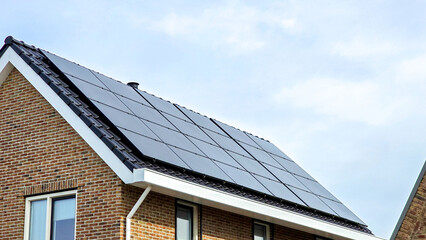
left=395, top=173, right=426, bottom=240
left=0, top=68, right=316, bottom=239
left=0, top=68, right=124, bottom=239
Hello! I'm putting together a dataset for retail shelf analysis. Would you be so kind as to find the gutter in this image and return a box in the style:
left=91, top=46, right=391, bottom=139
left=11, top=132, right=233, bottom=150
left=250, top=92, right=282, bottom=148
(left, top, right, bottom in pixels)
left=126, top=185, right=151, bottom=240
left=132, top=168, right=384, bottom=240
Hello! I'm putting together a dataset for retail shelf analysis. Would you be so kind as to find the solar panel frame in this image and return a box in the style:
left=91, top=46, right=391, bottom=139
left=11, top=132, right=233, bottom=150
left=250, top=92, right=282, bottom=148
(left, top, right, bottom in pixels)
left=265, top=165, right=310, bottom=191
left=170, top=147, right=235, bottom=182
left=90, top=70, right=150, bottom=102
left=214, top=162, right=272, bottom=195
left=226, top=151, right=276, bottom=180
left=118, top=127, right=189, bottom=169
left=143, top=121, right=205, bottom=156
left=239, top=142, right=283, bottom=168
left=253, top=176, right=306, bottom=205
left=176, top=105, right=225, bottom=133
left=203, top=129, right=252, bottom=157
left=212, top=119, right=258, bottom=146
left=162, top=114, right=217, bottom=145
left=43, top=51, right=103, bottom=87
left=246, top=132, right=291, bottom=160
left=187, top=137, right=241, bottom=168
left=136, top=90, right=187, bottom=119
left=288, top=187, right=336, bottom=215
left=273, top=157, right=314, bottom=180
left=65, top=75, right=125, bottom=109
left=320, top=197, right=365, bottom=224
left=294, top=176, right=340, bottom=202
left=116, top=95, right=176, bottom=129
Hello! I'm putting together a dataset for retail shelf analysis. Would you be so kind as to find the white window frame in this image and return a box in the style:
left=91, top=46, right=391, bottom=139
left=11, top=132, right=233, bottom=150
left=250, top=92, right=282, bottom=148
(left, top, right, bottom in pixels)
left=23, top=190, right=77, bottom=240
left=253, top=221, right=271, bottom=240
left=176, top=200, right=199, bottom=240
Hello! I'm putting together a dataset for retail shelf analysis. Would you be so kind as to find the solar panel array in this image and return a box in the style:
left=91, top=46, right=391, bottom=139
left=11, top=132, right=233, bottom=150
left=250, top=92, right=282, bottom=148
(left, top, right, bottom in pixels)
left=43, top=50, right=364, bottom=225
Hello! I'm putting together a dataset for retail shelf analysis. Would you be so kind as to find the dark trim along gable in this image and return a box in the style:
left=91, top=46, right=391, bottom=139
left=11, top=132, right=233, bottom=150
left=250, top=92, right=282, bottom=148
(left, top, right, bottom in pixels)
left=390, top=160, right=426, bottom=240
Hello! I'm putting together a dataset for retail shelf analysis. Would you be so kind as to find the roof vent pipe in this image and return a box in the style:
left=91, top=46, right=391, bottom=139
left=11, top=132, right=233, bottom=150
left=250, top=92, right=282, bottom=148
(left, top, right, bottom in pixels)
left=127, top=82, right=139, bottom=89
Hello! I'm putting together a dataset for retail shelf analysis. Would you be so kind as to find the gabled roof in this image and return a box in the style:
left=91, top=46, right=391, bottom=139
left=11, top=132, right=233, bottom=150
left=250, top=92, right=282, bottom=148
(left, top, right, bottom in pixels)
left=0, top=36, right=374, bottom=235
left=390, top=160, right=426, bottom=240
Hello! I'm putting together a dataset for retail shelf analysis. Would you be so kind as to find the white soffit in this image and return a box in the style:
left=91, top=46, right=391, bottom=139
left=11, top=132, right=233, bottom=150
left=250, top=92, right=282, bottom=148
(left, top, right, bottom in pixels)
left=0, top=47, right=133, bottom=183
left=133, top=168, right=384, bottom=240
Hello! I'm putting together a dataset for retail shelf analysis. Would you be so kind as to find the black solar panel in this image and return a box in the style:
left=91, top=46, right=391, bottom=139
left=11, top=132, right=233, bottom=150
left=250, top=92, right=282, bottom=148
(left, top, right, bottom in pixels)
left=91, top=71, right=147, bottom=102
left=170, top=147, right=234, bottom=182
left=43, top=51, right=365, bottom=225
left=289, top=187, right=336, bottom=215
left=320, top=197, right=365, bottom=224
left=119, top=128, right=189, bottom=169
left=246, top=132, right=291, bottom=160
left=295, top=176, right=340, bottom=202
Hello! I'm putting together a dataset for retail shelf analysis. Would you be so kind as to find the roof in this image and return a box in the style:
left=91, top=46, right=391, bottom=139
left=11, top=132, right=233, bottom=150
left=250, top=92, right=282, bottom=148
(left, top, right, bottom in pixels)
left=390, top=160, right=426, bottom=240
left=0, top=36, right=372, bottom=234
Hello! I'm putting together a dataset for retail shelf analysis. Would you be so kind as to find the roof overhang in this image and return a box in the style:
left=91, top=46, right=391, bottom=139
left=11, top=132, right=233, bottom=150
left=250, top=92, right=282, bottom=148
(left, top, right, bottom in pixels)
left=132, top=168, right=383, bottom=240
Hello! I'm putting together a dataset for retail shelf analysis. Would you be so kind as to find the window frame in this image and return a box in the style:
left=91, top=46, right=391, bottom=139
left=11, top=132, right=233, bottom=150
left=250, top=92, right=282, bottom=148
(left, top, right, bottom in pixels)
left=175, top=200, right=199, bottom=240
left=24, top=190, right=77, bottom=240
left=253, top=220, right=271, bottom=240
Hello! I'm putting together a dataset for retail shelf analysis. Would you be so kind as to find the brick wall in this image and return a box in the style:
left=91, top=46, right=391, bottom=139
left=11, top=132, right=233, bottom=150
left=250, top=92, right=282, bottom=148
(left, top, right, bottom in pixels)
left=0, top=68, right=317, bottom=239
left=395, top=173, right=426, bottom=240
left=0, top=68, right=124, bottom=239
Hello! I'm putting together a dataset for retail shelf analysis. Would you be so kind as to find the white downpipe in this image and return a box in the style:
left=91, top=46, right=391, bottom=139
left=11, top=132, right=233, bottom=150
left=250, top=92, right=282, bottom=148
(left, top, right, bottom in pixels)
left=126, top=185, right=152, bottom=240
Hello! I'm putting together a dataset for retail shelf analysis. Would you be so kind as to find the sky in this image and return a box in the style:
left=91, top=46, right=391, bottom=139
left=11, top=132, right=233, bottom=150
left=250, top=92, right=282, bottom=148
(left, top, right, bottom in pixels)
left=1, top=1, right=425, bottom=238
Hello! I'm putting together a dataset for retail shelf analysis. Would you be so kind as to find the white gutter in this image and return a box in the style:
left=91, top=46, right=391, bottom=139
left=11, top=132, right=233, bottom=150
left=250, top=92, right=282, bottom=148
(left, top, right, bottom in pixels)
left=126, top=185, right=151, bottom=240
left=132, top=168, right=384, bottom=240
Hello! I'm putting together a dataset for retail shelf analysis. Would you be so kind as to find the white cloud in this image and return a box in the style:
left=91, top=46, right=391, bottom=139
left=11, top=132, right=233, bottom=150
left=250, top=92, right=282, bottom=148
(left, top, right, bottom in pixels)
left=333, top=37, right=398, bottom=57
left=148, top=2, right=296, bottom=54
left=397, top=55, right=426, bottom=83
left=274, top=78, right=407, bottom=125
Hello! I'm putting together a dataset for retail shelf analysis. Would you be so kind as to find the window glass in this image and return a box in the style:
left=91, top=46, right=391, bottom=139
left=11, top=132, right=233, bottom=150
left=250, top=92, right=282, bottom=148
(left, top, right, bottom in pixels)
left=254, top=223, right=267, bottom=240
left=29, top=200, right=47, bottom=240
left=176, top=205, right=193, bottom=240
left=51, top=197, right=76, bottom=240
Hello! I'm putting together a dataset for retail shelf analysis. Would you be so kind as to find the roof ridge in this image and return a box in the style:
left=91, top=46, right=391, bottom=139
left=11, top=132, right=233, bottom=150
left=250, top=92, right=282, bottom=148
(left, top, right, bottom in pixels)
left=4, top=36, right=38, bottom=51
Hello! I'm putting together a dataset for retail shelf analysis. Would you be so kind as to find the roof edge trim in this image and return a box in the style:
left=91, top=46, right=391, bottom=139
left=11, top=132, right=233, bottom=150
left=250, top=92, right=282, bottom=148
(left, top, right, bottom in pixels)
left=390, top=160, right=426, bottom=240
left=0, top=47, right=133, bottom=183
left=132, top=168, right=384, bottom=240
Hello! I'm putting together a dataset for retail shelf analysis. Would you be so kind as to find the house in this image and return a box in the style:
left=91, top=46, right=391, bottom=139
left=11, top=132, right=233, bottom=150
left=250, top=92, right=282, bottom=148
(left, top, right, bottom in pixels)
left=0, top=36, right=383, bottom=240
left=390, top=161, right=426, bottom=240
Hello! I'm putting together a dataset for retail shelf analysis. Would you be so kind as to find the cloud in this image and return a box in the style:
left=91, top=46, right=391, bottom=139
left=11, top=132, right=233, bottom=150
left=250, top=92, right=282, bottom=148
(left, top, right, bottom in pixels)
left=397, top=55, right=426, bottom=83
left=333, top=37, right=398, bottom=57
left=274, top=78, right=408, bottom=125
left=148, top=2, right=296, bottom=54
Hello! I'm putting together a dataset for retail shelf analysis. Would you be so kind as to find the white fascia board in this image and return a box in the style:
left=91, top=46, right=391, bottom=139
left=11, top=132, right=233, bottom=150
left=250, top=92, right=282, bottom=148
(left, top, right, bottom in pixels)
left=0, top=47, right=133, bottom=183
left=133, top=168, right=384, bottom=240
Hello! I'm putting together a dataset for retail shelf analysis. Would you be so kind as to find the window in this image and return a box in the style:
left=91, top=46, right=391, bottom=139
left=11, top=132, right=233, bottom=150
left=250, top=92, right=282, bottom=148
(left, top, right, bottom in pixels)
left=253, top=221, right=270, bottom=240
left=176, top=201, right=198, bottom=240
left=24, top=190, right=77, bottom=240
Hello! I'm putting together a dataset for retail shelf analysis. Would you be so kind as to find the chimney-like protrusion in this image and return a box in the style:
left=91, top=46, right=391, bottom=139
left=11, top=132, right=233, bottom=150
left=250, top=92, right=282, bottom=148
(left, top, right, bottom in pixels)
left=127, top=82, right=139, bottom=89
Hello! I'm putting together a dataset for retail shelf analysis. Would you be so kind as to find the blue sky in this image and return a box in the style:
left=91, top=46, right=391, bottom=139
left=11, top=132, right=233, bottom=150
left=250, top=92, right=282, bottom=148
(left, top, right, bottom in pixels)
left=1, top=1, right=425, bottom=238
